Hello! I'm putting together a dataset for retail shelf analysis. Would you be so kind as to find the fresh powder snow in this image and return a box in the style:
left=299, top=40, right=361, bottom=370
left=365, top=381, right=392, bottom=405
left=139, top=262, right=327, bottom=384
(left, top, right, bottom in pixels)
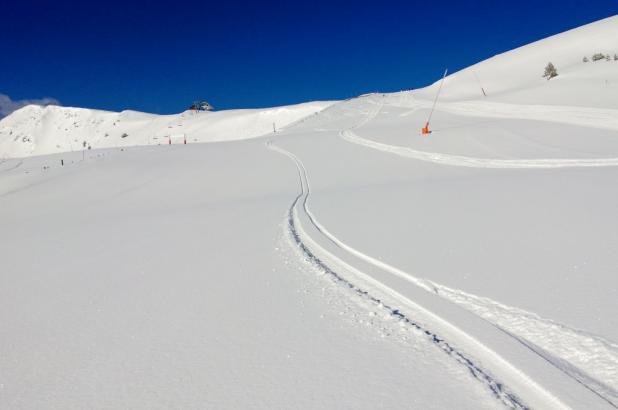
left=1, top=14, right=618, bottom=410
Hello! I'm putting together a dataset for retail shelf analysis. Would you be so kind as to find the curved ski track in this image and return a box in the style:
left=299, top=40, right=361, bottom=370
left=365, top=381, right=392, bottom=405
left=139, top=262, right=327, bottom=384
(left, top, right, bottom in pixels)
left=339, top=96, right=618, bottom=169
left=267, top=140, right=531, bottom=409
left=266, top=96, right=618, bottom=409
left=336, top=96, right=618, bottom=407
left=340, top=129, right=618, bottom=169
left=0, top=158, right=24, bottom=173
left=276, top=133, right=618, bottom=408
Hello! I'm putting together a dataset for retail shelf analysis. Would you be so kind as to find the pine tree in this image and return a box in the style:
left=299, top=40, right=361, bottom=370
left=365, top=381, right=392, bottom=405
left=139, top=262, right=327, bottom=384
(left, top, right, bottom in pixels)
left=543, top=62, right=558, bottom=80
left=592, top=53, right=605, bottom=61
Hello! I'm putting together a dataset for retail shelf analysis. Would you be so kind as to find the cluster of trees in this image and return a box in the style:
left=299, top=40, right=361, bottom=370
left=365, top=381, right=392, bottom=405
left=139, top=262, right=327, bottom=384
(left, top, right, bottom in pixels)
left=543, top=62, right=558, bottom=80
left=583, top=53, right=618, bottom=62
left=545, top=52, right=618, bottom=80
left=188, top=101, right=214, bottom=111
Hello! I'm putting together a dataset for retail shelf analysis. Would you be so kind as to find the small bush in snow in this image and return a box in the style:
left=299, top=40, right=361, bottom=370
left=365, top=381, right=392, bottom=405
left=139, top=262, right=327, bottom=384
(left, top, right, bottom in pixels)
left=583, top=56, right=589, bottom=62
left=543, top=62, right=558, bottom=80
left=121, top=133, right=128, bottom=138
left=592, top=53, right=605, bottom=62
left=614, top=54, right=618, bottom=61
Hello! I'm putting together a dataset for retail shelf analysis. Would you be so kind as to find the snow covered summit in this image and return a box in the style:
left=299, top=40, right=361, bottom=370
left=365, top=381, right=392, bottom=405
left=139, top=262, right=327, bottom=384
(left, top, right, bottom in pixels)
left=0, top=101, right=334, bottom=158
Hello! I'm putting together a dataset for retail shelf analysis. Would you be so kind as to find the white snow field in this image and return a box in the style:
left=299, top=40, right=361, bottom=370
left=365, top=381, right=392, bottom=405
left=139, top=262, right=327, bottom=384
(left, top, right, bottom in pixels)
left=2, top=14, right=618, bottom=410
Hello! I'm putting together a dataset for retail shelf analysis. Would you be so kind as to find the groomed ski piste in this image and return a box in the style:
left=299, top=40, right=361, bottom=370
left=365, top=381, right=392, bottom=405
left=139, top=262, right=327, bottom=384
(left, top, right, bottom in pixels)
left=1, top=14, right=618, bottom=410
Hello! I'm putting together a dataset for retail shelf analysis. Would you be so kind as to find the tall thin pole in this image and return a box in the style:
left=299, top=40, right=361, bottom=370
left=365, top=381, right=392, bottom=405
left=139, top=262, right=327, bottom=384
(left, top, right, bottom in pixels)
left=421, top=68, right=448, bottom=135
left=427, top=68, right=448, bottom=126
left=473, top=71, right=487, bottom=97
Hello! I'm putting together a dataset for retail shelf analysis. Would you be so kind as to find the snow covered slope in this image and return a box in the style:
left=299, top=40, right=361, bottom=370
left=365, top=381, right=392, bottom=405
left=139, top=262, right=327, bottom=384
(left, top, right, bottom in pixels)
left=416, top=15, right=618, bottom=107
left=2, top=15, right=618, bottom=410
left=0, top=101, right=334, bottom=158
left=280, top=92, right=618, bottom=408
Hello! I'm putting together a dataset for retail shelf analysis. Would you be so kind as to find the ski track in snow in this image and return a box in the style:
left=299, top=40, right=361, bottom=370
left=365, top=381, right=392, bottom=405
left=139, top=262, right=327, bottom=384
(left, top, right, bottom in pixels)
left=340, top=96, right=618, bottom=169
left=0, top=158, right=23, bottom=173
left=267, top=95, right=618, bottom=408
left=266, top=141, right=530, bottom=410
left=334, top=97, right=618, bottom=407
left=433, top=286, right=618, bottom=407
left=336, top=97, right=618, bottom=407
left=341, top=129, right=618, bottom=169
left=270, top=137, right=618, bottom=409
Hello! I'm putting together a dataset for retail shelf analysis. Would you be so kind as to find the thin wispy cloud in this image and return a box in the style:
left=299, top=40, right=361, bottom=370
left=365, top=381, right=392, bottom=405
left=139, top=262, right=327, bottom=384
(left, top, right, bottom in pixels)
left=0, top=93, right=60, bottom=119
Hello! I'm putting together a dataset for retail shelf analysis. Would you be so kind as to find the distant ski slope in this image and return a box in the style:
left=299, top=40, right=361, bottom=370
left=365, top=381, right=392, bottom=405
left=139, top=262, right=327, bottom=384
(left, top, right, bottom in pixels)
left=0, top=101, right=334, bottom=158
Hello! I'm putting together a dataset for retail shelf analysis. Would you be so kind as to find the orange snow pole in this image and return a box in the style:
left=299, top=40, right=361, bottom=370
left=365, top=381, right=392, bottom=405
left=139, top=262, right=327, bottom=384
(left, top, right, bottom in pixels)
left=421, top=122, right=431, bottom=135
left=421, top=68, right=448, bottom=135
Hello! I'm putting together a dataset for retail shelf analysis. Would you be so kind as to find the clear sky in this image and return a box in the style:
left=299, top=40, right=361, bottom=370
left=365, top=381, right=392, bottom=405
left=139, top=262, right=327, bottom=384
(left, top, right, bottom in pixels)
left=2, top=0, right=617, bottom=113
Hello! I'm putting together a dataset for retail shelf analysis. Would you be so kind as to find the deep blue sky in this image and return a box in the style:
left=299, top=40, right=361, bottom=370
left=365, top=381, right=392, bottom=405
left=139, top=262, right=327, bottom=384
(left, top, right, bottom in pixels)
left=2, top=0, right=616, bottom=113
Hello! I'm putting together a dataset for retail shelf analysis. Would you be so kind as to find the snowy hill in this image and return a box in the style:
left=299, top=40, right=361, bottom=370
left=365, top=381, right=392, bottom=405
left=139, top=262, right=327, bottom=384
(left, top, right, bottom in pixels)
left=3, top=15, right=616, bottom=160
left=416, top=15, right=618, bottom=107
left=0, top=101, right=334, bottom=158
left=2, top=15, right=618, bottom=410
